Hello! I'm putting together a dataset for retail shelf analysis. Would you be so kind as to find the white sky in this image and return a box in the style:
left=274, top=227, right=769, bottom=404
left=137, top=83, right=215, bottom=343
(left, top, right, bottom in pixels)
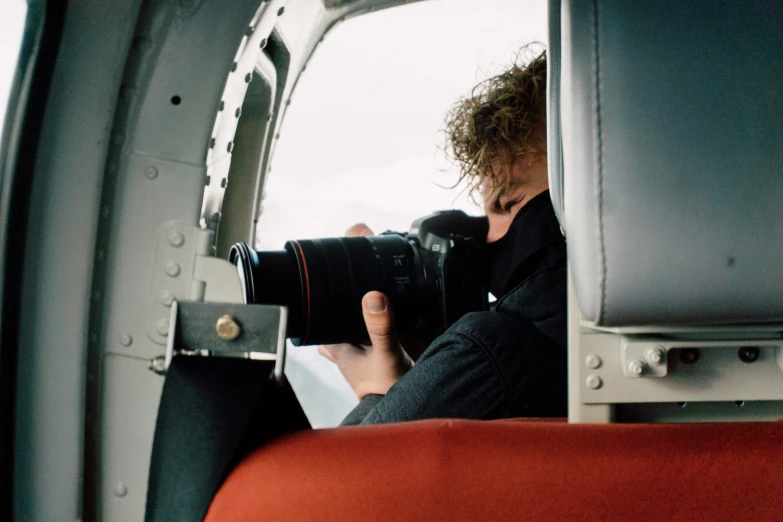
left=0, top=0, right=28, bottom=143
left=256, top=0, right=546, bottom=249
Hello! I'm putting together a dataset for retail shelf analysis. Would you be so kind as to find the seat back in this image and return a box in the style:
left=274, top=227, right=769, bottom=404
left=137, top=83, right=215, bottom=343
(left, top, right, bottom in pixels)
left=552, top=0, right=783, bottom=422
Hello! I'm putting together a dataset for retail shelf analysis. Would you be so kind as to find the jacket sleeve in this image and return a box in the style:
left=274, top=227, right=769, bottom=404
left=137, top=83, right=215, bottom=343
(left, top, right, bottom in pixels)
left=344, top=311, right=567, bottom=426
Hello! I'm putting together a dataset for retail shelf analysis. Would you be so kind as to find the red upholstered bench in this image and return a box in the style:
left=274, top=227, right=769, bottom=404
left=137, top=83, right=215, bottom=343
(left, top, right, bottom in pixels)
left=206, top=419, right=783, bottom=521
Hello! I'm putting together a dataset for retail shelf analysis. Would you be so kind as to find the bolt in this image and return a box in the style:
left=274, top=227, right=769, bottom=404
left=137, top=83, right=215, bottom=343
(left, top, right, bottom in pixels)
left=119, top=334, right=133, bottom=347
left=168, top=230, right=185, bottom=247
left=227, top=141, right=233, bottom=153
left=627, top=358, right=647, bottom=377
left=738, top=346, right=760, bottom=363
left=114, top=483, right=128, bottom=497
left=245, top=26, right=254, bottom=36
left=156, top=318, right=170, bottom=336
left=585, top=354, right=602, bottom=369
left=205, top=175, right=211, bottom=186
left=218, top=101, right=225, bottom=111
left=216, top=315, right=242, bottom=341
left=277, top=6, right=285, bottom=16
left=145, top=166, right=158, bottom=179
left=165, top=261, right=181, bottom=277
left=149, top=355, right=166, bottom=374
left=645, top=345, right=666, bottom=365
left=209, top=138, right=215, bottom=148
left=260, top=38, right=267, bottom=48
left=160, top=290, right=175, bottom=307
left=220, top=178, right=227, bottom=188
left=235, top=107, right=241, bottom=118
left=585, top=374, right=602, bottom=390
left=231, top=61, right=237, bottom=72
left=245, top=73, right=252, bottom=83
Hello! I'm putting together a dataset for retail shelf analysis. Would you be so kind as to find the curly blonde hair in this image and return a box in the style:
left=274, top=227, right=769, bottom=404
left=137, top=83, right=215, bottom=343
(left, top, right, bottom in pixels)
left=444, top=46, right=547, bottom=198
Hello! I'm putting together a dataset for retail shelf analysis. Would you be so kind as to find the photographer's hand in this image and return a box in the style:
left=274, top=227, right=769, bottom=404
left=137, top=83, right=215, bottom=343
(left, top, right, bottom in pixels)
left=318, top=223, right=413, bottom=400
left=318, top=291, right=413, bottom=400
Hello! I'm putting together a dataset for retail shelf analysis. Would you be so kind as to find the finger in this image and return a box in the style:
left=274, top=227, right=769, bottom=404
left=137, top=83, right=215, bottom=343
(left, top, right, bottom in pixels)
left=317, top=344, right=337, bottom=363
left=361, top=291, right=400, bottom=354
left=346, top=223, right=374, bottom=238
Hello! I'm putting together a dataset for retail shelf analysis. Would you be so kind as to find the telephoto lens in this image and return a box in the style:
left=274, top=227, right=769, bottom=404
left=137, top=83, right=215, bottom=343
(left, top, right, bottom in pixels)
left=229, top=210, right=488, bottom=346
left=229, top=235, right=427, bottom=346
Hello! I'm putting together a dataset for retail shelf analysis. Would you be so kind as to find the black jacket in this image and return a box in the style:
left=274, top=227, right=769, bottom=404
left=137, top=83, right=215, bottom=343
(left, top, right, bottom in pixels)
left=341, top=192, right=567, bottom=425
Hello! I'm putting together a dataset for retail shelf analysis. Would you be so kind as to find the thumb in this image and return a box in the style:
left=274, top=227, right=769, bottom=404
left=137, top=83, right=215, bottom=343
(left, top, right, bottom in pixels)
left=361, top=291, right=399, bottom=353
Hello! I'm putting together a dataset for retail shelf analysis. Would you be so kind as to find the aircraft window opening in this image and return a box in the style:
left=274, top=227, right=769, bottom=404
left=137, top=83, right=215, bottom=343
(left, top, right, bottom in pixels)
left=255, top=0, right=546, bottom=428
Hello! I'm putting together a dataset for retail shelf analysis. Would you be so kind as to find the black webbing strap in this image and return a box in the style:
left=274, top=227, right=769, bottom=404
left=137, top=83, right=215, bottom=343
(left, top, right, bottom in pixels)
left=145, top=356, right=310, bottom=522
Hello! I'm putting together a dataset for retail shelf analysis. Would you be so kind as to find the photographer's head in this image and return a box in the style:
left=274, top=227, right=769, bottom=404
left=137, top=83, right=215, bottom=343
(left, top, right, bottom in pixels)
left=445, top=46, right=548, bottom=243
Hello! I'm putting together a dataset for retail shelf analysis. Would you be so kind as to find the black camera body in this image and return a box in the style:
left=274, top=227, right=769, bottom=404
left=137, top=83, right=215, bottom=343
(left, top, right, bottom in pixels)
left=229, top=210, right=489, bottom=346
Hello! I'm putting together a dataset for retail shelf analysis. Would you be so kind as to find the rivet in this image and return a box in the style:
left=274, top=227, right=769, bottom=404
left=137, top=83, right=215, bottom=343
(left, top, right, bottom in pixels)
left=156, top=318, right=170, bottom=336
left=266, top=113, right=272, bottom=121
left=235, top=107, right=241, bottom=118
left=160, top=290, right=175, bottom=307
left=168, top=230, right=185, bottom=247
left=244, top=73, right=252, bottom=83
left=585, top=354, right=602, bottom=369
left=645, top=345, right=666, bottom=365
left=230, top=62, right=237, bottom=72
left=205, top=175, right=211, bottom=186
left=627, top=358, right=646, bottom=377
left=114, top=483, right=128, bottom=498
left=245, top=26, right=254, bottom=36
left=275, top=133, right=280, bottom=139
left=119, top=334, right=133, bottom=347
left=165, top=261, right=181, bottom=277
left=218, top=101, right=225, bottom=111
left=680, top=348, right=701, bottom=365
left=586, top=374, right=602, bottom=390
left=220, top=178, right=227, bottom=188
left=227, top=141, right=233, bottom=152
left=216, top=315, right=242, bottom=341
left=260, top=38, right=267, bottom=48
left=209, top=138, right=215, bottom=148
left=285, top=99, right=291, bottom=106
left=145, top=166, right=158, bottom=179
left=277, top=6, right=285, bottom=16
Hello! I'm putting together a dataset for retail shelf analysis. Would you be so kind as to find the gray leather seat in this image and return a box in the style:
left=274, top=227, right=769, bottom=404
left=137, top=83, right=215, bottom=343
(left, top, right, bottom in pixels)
left=551, top=0, right=783, bottom=327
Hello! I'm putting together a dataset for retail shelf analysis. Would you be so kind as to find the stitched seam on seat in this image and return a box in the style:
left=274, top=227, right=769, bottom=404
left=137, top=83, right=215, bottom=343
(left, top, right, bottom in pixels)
left=591, top=0, right=608, bottom=324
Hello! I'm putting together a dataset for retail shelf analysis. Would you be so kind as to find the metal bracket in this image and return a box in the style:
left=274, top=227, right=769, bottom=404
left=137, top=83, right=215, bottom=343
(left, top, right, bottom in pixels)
left=165, top=300, right=288, bottom=382
left=144, top=222, right=245, bottom=346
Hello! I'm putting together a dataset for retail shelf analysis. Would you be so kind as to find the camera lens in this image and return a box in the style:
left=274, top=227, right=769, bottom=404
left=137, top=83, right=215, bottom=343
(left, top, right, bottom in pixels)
left=229, top=235, right=426, bottom=346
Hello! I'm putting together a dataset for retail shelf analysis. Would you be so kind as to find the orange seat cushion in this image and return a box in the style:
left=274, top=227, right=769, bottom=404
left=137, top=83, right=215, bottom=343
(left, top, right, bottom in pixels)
left=206, top=419, right=783, bottom=521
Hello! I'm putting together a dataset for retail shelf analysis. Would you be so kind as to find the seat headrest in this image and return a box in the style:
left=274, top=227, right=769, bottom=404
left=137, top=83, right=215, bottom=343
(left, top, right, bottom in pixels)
left=554, top=0, right=783, bottom=326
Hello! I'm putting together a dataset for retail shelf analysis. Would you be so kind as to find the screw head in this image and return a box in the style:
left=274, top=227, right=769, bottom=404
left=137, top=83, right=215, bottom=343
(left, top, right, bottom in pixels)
left=585, top=354, right=602, bottom=369
left=680, top=348, right=701, bottom=365
left=627, top=358, right=647, bottom=377
left=114, top=483, right=128, bottom=497
left=168, top=230, right=185, bottom=247
left=216, top=315, right=241, bottom=341
left=119, top=334, right=133, bottom=347
left=165, top=261, right=181, bottom=277
left=145, top=166, right=158, bottom=179
left=156, top=318, right=170, bottom=336
left=645, top=345, right=666, bottom=365
left=586, top=374, right=602, bottom=389
left=160, top=290, right=175, bottom=307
